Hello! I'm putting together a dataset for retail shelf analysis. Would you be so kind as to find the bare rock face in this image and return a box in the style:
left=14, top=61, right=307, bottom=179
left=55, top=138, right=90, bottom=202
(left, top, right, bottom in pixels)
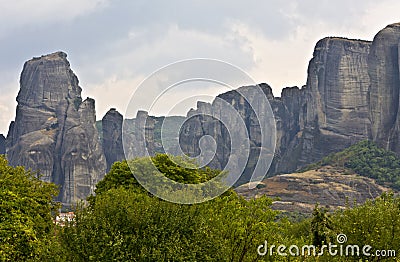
left=305, top=37, right=371, bottom=136
left=280, top=37, right=372, bottom=171
left=368, top=23, right=400, bottom=152
left=122, top=110, right=155, bottom=159
left=177, top=34, right=387, bottom=178
left=6, top=52, right=106, bottom=205
left=102, top=108, right=124, bottom=172
left=179, top=84, right=276, bottom=185
left=0, top=134, right=5, bottom=154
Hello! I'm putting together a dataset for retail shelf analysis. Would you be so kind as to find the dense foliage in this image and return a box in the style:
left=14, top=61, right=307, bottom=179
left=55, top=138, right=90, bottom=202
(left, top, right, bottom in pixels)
left=62, top=189, right=287, bottom=261
left=1, top=153, right=399, bottom=261
left=0, top=155, right=60, bottom=261
left=305, top=140, right=400, bottom=190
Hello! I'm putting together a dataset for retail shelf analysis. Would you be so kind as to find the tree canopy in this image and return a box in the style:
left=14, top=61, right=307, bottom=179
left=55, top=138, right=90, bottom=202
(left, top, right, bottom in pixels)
left=0, top=155, right=60, bottom=261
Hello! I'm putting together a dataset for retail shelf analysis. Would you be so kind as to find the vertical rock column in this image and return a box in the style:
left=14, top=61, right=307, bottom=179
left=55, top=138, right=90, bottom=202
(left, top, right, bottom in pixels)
left=368, top=23, right=400, bottom=152
left=6, top=52, right=106, bottom=205
left=102, top=108, right=124, bottom=172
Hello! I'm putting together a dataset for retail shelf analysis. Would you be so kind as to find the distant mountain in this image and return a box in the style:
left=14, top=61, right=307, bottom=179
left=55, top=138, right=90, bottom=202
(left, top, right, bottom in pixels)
left=97, top=113, right=185, bottom=172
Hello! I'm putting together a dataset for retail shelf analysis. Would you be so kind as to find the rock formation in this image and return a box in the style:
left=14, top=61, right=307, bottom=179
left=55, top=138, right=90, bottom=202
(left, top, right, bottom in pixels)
left=236, top=166, right=389, bottom=214
left=102, top=108, right=124, bottom=172
left=6, top=52, right=106, bottom=205
left=179, top=84, right=275, bottom=185
left=0, top=134, right=5, bottom=154
left=275, top=37, right=372, bottom=172
left=368, top=23, right=400, bottom=153
left=5, top=22, right=400, bottom=202
left=177, top=23, right=400, bottom=179
left=122, top=110, right=155, bottom=159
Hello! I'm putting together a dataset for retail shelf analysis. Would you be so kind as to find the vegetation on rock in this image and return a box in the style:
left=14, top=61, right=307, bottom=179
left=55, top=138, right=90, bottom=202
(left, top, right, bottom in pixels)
left=304, top=140, right=400, bottom=190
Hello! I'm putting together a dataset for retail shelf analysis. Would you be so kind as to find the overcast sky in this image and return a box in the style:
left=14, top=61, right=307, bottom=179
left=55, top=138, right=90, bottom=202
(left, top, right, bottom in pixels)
left=0, top=0, right=400, bottom=134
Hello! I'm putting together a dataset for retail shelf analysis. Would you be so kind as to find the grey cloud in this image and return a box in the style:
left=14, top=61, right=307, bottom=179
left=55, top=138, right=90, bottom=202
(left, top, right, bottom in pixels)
left=0, top=0, right=398, bottom=134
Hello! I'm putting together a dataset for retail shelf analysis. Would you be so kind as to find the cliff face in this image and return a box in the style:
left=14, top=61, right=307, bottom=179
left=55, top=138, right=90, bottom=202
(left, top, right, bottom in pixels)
left=276, top=37, right=372, bottom=172
left=122, top=110, right=155, bottom=159
left=368, top=23, right=400, bottom=152
left=6, top=52, right=106, bottom=205
left=179, top=84, right=276, bottom=185
left=0, top=134, right=5, bottom=154
left=102, top=108, right=124, bottom=172
left=5, top=22, right=400, bottom=201
left=177, top=23, right=400, bottom=178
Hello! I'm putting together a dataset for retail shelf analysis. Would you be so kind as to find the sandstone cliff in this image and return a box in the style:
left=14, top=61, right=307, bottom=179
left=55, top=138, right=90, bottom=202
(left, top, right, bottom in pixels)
left=6, top=52, right=106, bottom=205
left=5, top=22, right=400, bottom=204
left=122, top=110, right=155, bottom=159
left=179, top=84, right=275, bottom=185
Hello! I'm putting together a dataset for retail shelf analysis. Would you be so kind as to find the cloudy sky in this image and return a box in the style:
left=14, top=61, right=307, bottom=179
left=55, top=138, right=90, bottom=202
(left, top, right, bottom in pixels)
left=0, top=0, right=399, bottom=134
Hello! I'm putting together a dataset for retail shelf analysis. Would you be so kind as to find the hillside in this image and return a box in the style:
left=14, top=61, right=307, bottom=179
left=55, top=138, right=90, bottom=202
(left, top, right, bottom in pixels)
left=236, top=166, right=390, bottom=214
left=304, top=140, right=400, bottom=190
left=236, top=140, right=399, bottom=214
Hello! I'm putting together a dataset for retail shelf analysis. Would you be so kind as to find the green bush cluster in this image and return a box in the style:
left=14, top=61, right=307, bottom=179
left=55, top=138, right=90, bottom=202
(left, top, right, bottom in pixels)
left=0, top=156, right=61, bottom=261
left=1, top=153, right=399, bottom=261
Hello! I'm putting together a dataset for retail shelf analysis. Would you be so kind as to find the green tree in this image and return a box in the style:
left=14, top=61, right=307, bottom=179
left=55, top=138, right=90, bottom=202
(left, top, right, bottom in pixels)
left=332, top=192, right=400, bottom=258
left=0, top=155, right=60, bottom=261
left=311, top=204, right=334, bottom=247
left=61, top=155, right=281, bottom=261
left=94, top=154, right=222, bottom=196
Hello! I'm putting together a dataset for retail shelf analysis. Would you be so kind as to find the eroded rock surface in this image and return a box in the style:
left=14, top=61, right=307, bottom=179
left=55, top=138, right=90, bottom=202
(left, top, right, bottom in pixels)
left=177, top=24, right=400, bottom=179
left=0, top=134, right=5, bottom=154
left=6, top=52, right=106, bottom=205
left=102, top=108, right=124, bottom=172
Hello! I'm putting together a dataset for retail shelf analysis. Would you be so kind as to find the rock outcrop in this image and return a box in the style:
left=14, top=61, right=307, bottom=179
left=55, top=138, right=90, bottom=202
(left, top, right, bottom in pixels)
left=5, top=22, right=400, bottom=204
left=368, top=23, right=400, bottom=153
left=236, top=166, right=389, bottom=214
left=6, top=52, right=106, bottom=205
left=0, top=134, right=5, bottom=154
left=102, top=108, right=124, bottom=172
left=179, top=84, right=275, bottom=185
left=275, top=37, right=372, bottom=172
left=122, top=110, right=155, bottom=159
left=177, top=23, right=400, bottom=179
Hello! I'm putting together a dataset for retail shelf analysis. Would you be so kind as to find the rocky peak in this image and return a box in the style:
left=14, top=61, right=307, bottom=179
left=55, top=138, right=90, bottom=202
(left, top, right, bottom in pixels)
left=368, top=23, right=400, bottom=152
left=102, top=108, right=124, bottom=172
left=122, top=110, right=156, bottom=159
left=6, top=52, right=106, bottom=206
left=176, top=28, right=396, bottom=177
left=17, top=51, right=81, bottom=109
left=274, top=36, right=372, bottom=172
